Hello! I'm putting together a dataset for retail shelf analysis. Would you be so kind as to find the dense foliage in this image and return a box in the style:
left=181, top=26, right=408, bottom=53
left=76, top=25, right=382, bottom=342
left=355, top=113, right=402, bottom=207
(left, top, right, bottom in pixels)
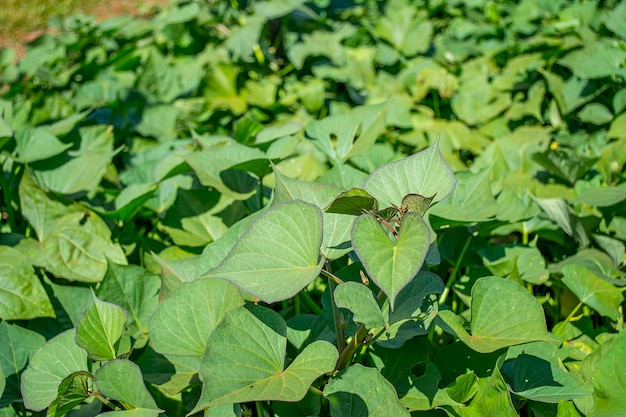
left=1, top=0, right=625, bottom=416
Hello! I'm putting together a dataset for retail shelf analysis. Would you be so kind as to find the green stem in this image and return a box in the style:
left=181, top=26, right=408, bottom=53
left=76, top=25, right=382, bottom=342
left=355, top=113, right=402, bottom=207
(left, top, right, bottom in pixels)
left=321, top=269, right=344, bottom=285
left=433, top=92, right=441, bottom=119
left=257, top=176, right=264, bottom=210
left=91, top=392, right=121, bottom=411
left=294, top=293, right=301, bottom=315
left=326, top=268, right=346, bottom=351
left=335, top=325, right=368, bottom=371
left=0, top=163, right=17, bottom=232
left=308, top=385, right=324, bottom=397
left=553, top=301, right=584, bottom=335
left=439, top=233, right=472, bottom=306
left=255, top=401, right=264, bottom=417
left=299, top=290, right=323, bottom=315
left=522, top=222, right=529, bottom=245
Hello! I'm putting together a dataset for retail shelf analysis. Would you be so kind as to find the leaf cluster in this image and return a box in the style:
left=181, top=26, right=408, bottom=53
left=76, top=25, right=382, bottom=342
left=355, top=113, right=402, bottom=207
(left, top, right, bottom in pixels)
left=0, top=0, right=625, bottom=417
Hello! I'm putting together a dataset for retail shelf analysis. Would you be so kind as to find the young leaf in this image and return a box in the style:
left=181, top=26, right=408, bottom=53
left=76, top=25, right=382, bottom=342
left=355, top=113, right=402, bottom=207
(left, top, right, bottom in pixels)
left=95, top=359, right=161, bottom=416
left=436, top=277, right=551, bottom=353
left=561, top=264, right=623, bottom=321
left=21, top=330, right=89, bottom=412
left=324, top=188, right=379, bottom=216
left=149, top=278, right=243, bottom=357
left=0, top=246, right=54, bottom=320
left=334, top=282, right=386, bottom=329
left=202, top=200, right=324, bottom=303
left=14, top=126, right=72, bottom=163
left=192, top=304, right=338, bottom=411
left=324, top=364, right=410, bottom=417
left=400, top=193, right=434, bottom=216
left=352, top=212, right=431, bottom=309
left=363, top=140, right=456, bottom=209
left=76, top=292, right=127, bottom=361
left=47, top=371, right=93, bottom=417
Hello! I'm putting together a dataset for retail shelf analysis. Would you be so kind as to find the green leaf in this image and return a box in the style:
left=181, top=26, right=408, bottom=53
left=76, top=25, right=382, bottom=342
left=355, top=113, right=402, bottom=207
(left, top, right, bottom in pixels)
left=97, top=260, right=160, bottom=340
left=334, top=282, right=386, bottom=329
left=430, top=167, right=497, bottom=222
left=503, top=342, right=591, bottom=403
left=149, top=278, right=243, bottom=357
left=41, top=211, right=128, bottom=283
left=95, top=359, right=160, bottom=415
left=21, top=330, right=89, bottom=412
left=591, top=332, right=626, bottom=416
left=306, top=104, right=387, bottom=163
left=0, top=322, right=45, bottom=407
left=0, top=246, right=54, bottom=320
left=273, top=169, right=353, bottom=259
left=533, top=197, right=588, bottom=247
left=436, top=277, right=551, bottom=353
left=30, top=125, right=115, bottom=194
left=352, top=212, right=431, bottom=309
left=14, top=126, right=72, bottom=163
left=373, top=0, right=432, bottom=57
left=203, top=200, right=324, bottom=303
left=76, top=292, right=127, bottom=361
left=136, top=348, right=199, bottom=396
left=192, top=304, right=338, bottom=411
left=18, top=170, right=78, bottom=242
left=561, top=265, right=623, bottom=321
left=457, top=357, right=518, bottom=417
left=578, top=103, right=613, bottom=125
left=47, top=371, right=93, bottom=417
left=573, top=185, right=626, bottom=207
left=324, top=364, right=410, bottom=417
left=363, top=140, right=456, bottom=209
left=401, top=193, right=435, bottom=216
left=558, top=40, right=626, bottom=79
left=324, top=188, right=379, bottom=216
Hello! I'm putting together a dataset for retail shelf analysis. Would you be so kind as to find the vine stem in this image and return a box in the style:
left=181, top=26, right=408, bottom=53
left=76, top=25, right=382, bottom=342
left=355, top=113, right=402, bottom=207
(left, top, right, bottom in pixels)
left=91, top=392, right=121, bottom=411
left=324, top=265, right=346, bottom=352
left=335, top=325, right=368, bottom=371
left=439, top=233, right=472, bottom=306
left=553, top=301, right=584, bottom=335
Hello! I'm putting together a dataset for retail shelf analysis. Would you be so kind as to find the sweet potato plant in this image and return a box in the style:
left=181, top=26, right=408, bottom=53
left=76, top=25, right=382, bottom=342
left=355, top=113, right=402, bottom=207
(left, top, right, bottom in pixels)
left=0, top=0, right=625, bottom=416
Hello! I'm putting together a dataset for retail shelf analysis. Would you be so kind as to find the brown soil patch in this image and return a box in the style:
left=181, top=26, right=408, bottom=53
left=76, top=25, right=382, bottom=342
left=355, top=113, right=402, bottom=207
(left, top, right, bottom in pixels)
left=0, top=0, right=169, bottom=61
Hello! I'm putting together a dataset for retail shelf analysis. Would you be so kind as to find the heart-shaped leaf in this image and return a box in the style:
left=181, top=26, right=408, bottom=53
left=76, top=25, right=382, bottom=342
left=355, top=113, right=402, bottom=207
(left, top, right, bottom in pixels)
left=324, top=364, right=410, bottom=417
left=203, top=200, right=324, bottom=303
left=363, top=140, right=456, bottom=209
left=561, top=264, right=623, bottom=321
left=192, top=304, right=337, bottom=411
left=352, top=212, right=431, bottom=309
left=149, top=278, right=243, bottom=357
left=273, top=169, right=354, bottom=259
left=76, top=292, right=126, bottom=361
left=21, top=330, right=89, bottom=412
left=95, top=359, right=161, bottom=416
left=334, top=282, right=386, bottom=329
left=436, top=277, right=551, bottom=353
